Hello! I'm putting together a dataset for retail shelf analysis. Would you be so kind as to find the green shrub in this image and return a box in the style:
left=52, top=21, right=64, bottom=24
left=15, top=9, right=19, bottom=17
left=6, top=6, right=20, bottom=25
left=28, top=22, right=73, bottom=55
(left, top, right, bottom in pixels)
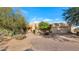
left=0, top=7, right=28, bottom=36
left=39, top=22, right=49, bottom=30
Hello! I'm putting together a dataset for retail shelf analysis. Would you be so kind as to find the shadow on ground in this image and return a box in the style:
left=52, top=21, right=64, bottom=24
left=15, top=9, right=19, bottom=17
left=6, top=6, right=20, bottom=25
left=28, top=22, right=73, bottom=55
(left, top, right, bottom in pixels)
left=0, top=46, right=8, bottom=51
left=24, top=48, right=34, bottom=51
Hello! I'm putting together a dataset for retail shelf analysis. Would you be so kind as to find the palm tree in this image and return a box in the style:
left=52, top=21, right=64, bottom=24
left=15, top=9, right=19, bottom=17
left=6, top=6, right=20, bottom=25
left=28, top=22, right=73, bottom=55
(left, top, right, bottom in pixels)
left=63, top=7, right=79, bottom=26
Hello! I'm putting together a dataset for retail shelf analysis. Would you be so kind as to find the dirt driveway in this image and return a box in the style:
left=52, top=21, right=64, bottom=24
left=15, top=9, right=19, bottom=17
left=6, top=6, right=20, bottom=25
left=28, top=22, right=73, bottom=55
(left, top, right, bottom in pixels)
left=29, top=33, right=79, bottom=51
left=0, top=32, right=79, bottom=51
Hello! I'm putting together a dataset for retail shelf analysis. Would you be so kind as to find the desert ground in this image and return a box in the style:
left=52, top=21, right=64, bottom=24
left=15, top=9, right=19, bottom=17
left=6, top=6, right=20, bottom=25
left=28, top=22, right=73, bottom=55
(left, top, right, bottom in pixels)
left=0, top=32, right=79, bottom=51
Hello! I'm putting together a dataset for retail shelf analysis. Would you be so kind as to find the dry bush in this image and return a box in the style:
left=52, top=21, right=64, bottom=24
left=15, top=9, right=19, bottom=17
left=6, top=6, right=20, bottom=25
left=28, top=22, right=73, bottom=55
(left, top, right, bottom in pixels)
left=13, top=34, right=26, bottom=40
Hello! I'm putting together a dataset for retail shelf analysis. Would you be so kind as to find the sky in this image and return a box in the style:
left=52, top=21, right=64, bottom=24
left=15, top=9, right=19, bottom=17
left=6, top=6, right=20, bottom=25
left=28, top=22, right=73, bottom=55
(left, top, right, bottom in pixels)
left=16, top=7, right=68, bottom=24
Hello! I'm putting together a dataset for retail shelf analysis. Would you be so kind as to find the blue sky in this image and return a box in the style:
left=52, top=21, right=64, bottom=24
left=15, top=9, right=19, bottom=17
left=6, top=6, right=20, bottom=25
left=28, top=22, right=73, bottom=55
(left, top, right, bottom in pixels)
left=16, top=7, right=68, bottom=23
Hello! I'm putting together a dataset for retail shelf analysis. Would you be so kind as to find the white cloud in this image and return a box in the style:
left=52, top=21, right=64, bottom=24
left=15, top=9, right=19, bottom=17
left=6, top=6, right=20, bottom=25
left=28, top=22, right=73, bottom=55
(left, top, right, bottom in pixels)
left=53, top=19, right=66, bottom=23
left=55, top=19, right=59, bottom=21
left=30, top=17, right=53, bottom=24
left=43, top=19, right=49, bottom=21
left=30, top=17, right=42, bottom=24
left=30, top=17, right=66, bottom=24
